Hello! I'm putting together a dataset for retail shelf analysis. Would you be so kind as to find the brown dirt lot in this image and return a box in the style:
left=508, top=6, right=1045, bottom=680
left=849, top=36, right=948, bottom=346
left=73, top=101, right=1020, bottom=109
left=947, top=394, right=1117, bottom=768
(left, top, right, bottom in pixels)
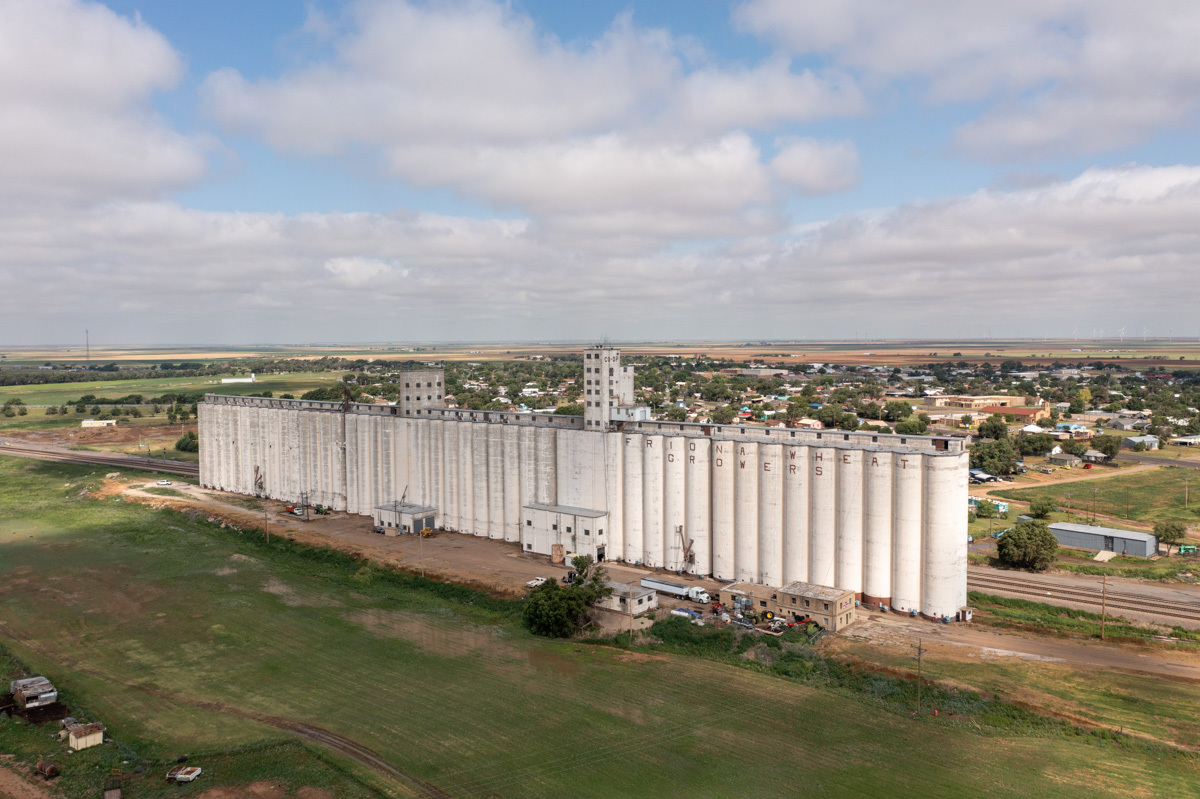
left=0, top=761, right=54, bottom=799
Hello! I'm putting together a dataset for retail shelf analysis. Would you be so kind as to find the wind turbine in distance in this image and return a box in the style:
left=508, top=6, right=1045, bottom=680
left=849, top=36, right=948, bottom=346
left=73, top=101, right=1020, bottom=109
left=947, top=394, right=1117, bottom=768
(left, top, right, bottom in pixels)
left=1142, top=326, right=1149, bottom=342
left=1118, top=326, right=1126, bottom=343
left=1072, top=327, right=1079, bottom=342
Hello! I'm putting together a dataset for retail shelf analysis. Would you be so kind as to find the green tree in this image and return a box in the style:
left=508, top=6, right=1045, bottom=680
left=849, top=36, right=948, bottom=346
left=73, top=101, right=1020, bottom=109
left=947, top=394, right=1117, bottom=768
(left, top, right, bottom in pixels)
left=881, top=400, right=913, bottom=422
left=554, top=403, right=583, bottom=415
left=1016, top=433, right=1055, bottom=456
left=969, top=439, right=1021, bottom=475
left=1029, top=495, right=1057, bottom=519
left=1154, top=521, right=1188, bottom=556
left=996, top=519, right=1058, bottom=570
left=664, top=406, right=688, bottom=422
left=710, top=405, right=737, bottom=425
left=175, top=431, right=199, bottom=452
left=974, top=500, right=998, bottom=519
left=523, top=555, right=612, bottom=638
left=978, top=414, right=1009, bottom=440
left=894, top=417, right=927, bottom=435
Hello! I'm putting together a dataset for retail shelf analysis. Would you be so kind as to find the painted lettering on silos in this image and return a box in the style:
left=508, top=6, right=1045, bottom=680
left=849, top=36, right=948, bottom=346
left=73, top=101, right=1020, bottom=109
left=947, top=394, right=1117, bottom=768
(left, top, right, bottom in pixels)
left=862, top=451, right=894, bottom=606
left=442, top=421, right=458, bottom=531
left=809, top=448, right=837, bottom=588
left=891, top=453, right=923, bottom=614
left=642, top=435, right=665, bottom=568
left=835, top=449, right=865, bottom=596
left=663, top=437, right=687, bottom=571
left=758, top=443, right=784, bottom=588
left=472, top=422, right=490, bottom=537
left=502, top=425, right=521, bottom=543
left=604, top=432, right=625, bottom=558
left=733, top=442, right=759, bottom=583
left=622, top=434, right=644, bottom=564
left=922, top=454, right=968, bottom=619
left=487, top=425, right=505, bottom=539
left=684, top=438, right=711, bottom=576
left=782, top=446, right=809, bottom=584
left=711, top=441, right=735, bottom=580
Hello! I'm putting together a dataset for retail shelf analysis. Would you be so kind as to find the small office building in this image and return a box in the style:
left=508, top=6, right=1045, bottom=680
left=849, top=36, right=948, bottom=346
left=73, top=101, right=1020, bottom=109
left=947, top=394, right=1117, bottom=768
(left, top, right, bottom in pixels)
left=372, top=502, right=437, bottom=536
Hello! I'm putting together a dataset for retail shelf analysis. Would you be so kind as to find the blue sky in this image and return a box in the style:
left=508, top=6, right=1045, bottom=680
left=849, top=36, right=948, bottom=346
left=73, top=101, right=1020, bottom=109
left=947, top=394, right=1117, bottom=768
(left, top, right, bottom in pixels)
left=3, top=1, right=1200, bottom=345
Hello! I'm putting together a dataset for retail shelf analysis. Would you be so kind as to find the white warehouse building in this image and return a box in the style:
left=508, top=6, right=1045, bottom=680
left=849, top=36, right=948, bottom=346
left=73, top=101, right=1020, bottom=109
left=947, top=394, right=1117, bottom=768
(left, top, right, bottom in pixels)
left=199, top=346, right=968, bottom=619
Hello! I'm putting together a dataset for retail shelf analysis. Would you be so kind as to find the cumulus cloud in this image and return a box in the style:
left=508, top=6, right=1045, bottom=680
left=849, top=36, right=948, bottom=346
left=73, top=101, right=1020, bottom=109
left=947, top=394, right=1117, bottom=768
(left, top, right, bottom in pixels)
left=200, top=0, right=862, bottom=229
left=324, top=256, right=399, bottom=286
left=0, top=0, right=207, bottom=204
left=3, top=165, right=1199, bottom=343
left=736, top=0, right=1200, bottom=159
left=770, top=138, right=859, bottom=194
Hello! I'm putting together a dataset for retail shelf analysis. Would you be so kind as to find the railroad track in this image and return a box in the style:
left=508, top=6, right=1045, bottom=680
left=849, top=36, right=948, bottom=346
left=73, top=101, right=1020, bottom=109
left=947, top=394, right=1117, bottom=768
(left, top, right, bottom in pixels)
left=968, top=570, right=1200, bottom=624
left=0, top=442, right=198, bottom=477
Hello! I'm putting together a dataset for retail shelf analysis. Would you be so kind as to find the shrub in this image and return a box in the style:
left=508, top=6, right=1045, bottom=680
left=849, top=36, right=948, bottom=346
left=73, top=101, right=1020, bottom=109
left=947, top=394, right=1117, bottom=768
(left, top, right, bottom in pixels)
left=175, top=431, right=199, bottom=452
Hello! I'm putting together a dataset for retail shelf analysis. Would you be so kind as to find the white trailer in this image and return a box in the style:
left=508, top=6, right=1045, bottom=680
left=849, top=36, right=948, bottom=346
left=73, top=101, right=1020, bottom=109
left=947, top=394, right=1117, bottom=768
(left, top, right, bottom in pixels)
left=640, top=577, right=710, bottom=604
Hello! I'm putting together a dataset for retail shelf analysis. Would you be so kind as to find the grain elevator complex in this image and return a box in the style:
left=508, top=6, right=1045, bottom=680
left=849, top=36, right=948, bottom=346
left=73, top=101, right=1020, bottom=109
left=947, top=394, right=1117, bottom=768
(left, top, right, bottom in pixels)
left=199, top=347, right=969, bottom=619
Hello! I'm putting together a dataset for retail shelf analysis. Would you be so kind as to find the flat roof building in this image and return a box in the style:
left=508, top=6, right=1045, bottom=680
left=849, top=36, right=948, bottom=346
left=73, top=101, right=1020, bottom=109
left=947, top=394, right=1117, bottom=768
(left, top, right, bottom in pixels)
left=717, top=581, right=857, bottom=631
left=1048, top=522, right=1158, bottom=558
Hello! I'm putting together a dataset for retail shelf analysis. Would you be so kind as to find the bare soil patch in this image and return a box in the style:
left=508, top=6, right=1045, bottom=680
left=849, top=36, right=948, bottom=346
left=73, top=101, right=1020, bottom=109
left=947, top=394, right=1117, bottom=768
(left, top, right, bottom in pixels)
left=344, top=609, right=510, bottom=657
left=197, top=781, right=285, bottom=799
left=0, top=762, right=54, bottom=799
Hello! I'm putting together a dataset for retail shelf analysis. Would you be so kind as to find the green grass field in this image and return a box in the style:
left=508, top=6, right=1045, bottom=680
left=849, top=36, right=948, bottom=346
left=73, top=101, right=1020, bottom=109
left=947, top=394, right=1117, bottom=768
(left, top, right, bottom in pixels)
left=0, top=372, right=337, bottom=407
left=2, top=457, right=1198, bottom=798
left=993, top=467, right=1200, bottom=525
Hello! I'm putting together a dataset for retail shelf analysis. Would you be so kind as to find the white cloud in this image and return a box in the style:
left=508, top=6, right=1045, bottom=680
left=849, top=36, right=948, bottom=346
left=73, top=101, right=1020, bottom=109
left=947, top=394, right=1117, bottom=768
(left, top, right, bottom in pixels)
left=3, top=165, right=1199, bottom=343
left=736, top=0, right=1200, bottom=159
left=0, top=0, right=207, bottom=204
left=200, top=0, right=862, bottom=228
left=324, top=256, right=398, bottom=286
left=770, top=138, right=859, bottom=194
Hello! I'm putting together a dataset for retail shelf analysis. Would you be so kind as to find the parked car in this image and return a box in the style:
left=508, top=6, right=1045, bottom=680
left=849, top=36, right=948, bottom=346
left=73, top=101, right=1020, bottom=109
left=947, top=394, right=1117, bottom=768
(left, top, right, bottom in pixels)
left=1083, top=463, right=1092, bottom=469
left=525, top=577, right=548, bottom=589
left=156, top=480, right=172, bottom=486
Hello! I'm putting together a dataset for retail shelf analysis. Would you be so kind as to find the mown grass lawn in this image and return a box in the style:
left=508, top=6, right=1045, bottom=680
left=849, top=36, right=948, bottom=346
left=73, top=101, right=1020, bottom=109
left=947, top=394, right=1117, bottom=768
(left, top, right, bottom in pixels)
left=993, top=466, right=1200, bottom=525
left=0, top=372, right=337, bottom=407
left=2, top=456, right=1198, bottom=798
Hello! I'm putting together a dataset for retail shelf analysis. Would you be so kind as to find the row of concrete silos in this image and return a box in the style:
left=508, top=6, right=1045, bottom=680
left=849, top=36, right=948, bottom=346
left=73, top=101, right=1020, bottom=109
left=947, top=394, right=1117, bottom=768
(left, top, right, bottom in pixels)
left=199, top=400, right=967, bottom=618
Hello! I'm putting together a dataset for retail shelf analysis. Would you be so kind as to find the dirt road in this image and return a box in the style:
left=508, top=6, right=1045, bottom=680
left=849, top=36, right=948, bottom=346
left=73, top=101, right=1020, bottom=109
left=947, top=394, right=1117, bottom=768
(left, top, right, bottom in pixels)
left=842, top=613, right=1200, bottom=680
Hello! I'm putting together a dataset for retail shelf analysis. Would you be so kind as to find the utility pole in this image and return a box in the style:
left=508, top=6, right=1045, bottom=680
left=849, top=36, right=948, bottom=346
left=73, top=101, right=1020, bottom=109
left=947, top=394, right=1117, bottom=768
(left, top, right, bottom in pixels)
left=263, top=504, right=270, bottom=545
left=913, top=637, right=927, bottom=716
left=1186, top=477, right=1190, bottom=510
left=1100, top=576, right=1108, bottom=641
left=1092, top=486, right=1099, bottom=524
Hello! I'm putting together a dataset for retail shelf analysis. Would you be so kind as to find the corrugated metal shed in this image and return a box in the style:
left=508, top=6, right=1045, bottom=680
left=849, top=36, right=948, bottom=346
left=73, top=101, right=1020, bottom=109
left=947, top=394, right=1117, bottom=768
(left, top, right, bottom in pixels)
left=1048, top=522, right=1158, bottom=557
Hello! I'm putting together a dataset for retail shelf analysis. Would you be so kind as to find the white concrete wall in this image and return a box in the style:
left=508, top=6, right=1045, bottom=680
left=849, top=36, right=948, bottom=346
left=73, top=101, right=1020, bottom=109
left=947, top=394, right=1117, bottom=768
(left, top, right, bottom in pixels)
left=891, top=453, right=924, bottom=614
left=782, top=445, right=809, bottom=585
left=201, top=399, right=970, bottom=618
left=663, top=436, right=686, bottom=572
left=642, top=435, right=664, bottom=568
left=622, top=433, right=644, bottom=564
left=758, top=443, right=784, bottom=589
left=710, top=441, right=735, bottom=580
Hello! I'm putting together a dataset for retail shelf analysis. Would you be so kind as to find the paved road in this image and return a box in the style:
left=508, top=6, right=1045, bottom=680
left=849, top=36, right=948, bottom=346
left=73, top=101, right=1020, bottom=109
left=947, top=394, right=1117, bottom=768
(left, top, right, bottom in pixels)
left=1117, top=452, right=1200, bottom=469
